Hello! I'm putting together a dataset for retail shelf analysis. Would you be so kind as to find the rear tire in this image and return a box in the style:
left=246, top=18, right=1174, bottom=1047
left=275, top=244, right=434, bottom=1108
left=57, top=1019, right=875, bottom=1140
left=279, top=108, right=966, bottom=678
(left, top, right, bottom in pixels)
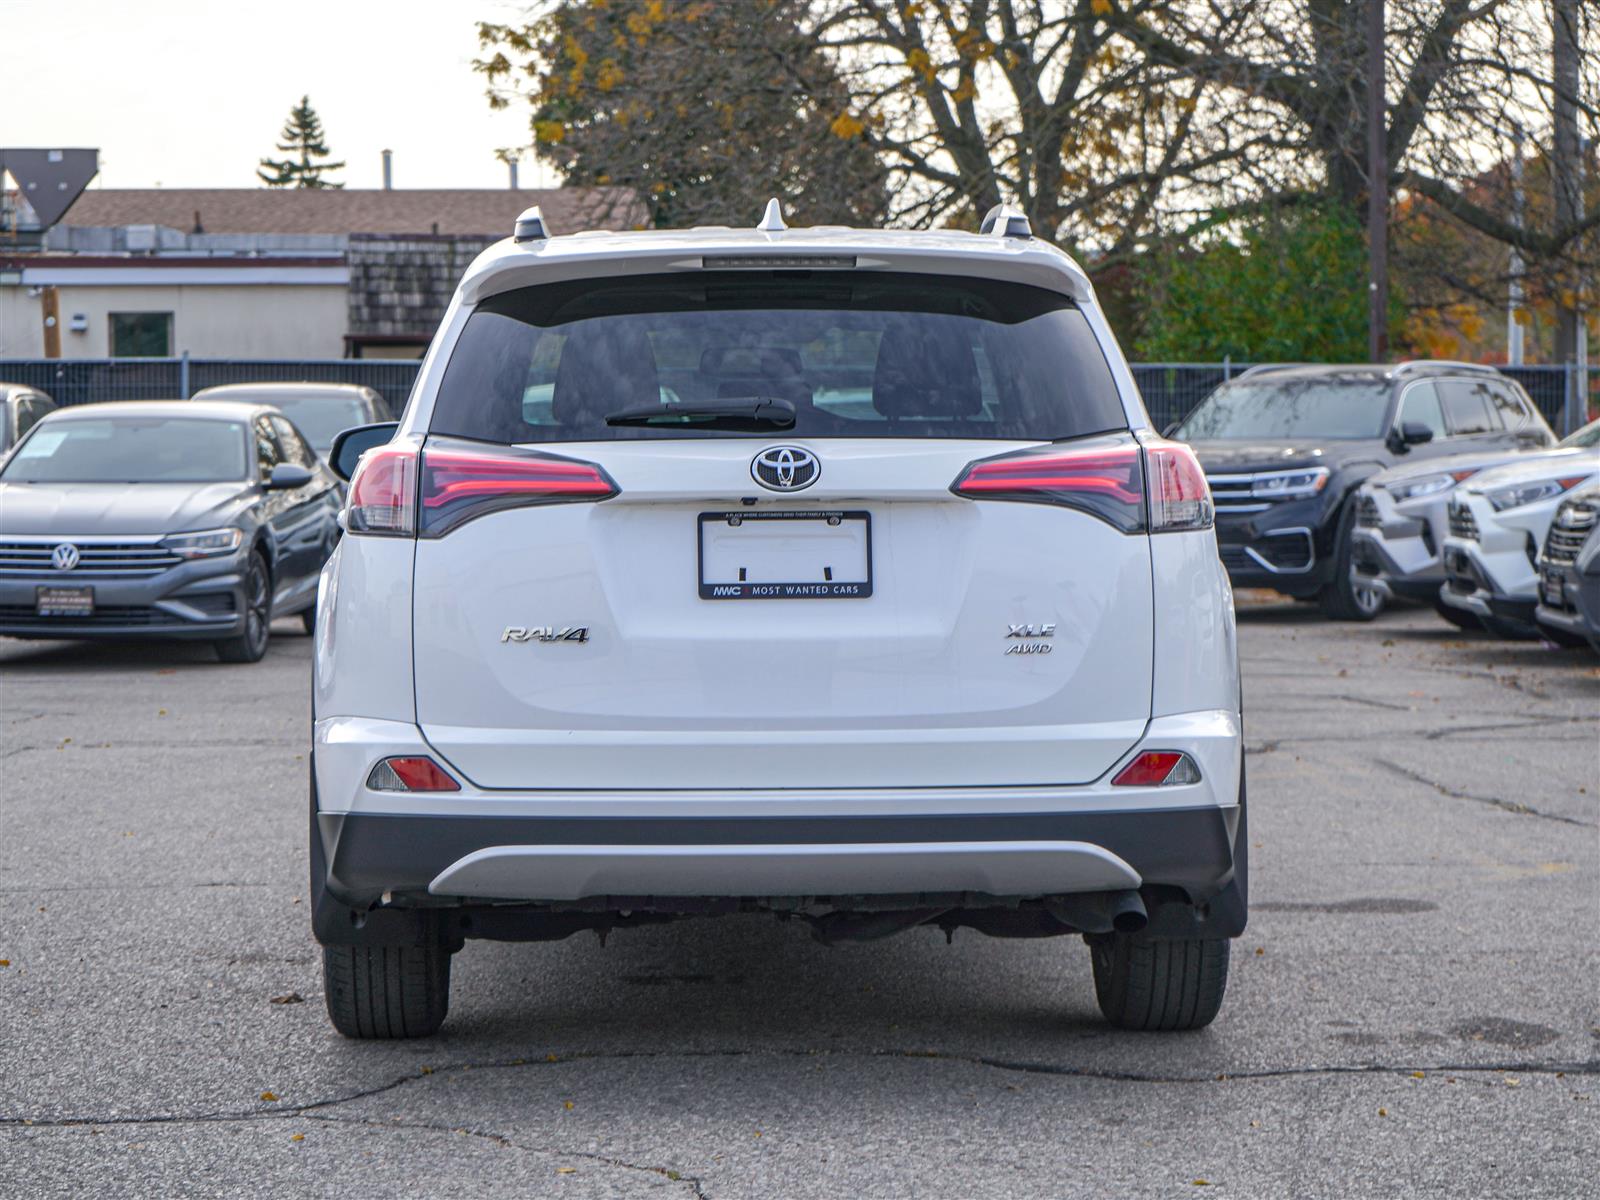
left=1089, top=934, right=1230, bottom=1031
left=1317, top=503, right=1384, bottom=621
left=214, top=551, right=271, bottom=663
left=323, top=942, right=451, bottom=1039
left=1432, top=600, right=1481, bottom=631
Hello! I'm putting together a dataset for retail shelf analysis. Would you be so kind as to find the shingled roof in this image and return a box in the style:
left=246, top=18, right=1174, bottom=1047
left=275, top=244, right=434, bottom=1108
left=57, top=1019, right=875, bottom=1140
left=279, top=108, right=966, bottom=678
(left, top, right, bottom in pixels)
left=59, top=187, right=646, bottom=237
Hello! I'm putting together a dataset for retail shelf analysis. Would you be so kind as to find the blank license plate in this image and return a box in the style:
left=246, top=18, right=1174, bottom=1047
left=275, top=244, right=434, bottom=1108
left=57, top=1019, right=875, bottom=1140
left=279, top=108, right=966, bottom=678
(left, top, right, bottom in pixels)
left=698, top=510, right=872, bottom=599
left=36, top=585, right=94, bottom=617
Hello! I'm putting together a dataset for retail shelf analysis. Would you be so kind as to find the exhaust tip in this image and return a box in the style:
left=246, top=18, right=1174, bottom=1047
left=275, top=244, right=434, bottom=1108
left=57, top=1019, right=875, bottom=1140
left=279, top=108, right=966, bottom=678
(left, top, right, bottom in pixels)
left=1110, top=891, right=1149, bottom=933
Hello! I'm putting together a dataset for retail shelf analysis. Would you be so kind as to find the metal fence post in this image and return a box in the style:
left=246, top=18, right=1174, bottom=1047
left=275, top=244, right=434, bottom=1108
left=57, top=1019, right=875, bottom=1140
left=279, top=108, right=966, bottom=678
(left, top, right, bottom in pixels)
left=179, top=352, right=190, bottom=400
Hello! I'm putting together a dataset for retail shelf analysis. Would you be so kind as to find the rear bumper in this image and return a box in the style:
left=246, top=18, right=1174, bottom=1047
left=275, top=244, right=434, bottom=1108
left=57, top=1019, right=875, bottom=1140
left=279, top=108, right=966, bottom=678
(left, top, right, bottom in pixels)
left=319, top=805, right=1241, bottom=906
left=312, top=709, right=1244, bottom=915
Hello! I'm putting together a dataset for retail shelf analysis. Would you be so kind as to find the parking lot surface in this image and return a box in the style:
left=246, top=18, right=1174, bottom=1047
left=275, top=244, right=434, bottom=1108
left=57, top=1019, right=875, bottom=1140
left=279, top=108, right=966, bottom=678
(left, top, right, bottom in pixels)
left=1, top=599, right=1595, bottom=1198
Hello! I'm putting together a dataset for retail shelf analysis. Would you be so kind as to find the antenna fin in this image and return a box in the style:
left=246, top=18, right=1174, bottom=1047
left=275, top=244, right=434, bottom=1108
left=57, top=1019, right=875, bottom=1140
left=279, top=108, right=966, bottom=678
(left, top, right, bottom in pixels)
left=756, top=198, right=787, bottom=232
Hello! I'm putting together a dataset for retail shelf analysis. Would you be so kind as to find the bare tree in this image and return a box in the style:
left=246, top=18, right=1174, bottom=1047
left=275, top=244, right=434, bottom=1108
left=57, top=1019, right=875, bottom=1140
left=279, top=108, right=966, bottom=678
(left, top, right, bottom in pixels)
left=475, top=0, right=889, bottom=229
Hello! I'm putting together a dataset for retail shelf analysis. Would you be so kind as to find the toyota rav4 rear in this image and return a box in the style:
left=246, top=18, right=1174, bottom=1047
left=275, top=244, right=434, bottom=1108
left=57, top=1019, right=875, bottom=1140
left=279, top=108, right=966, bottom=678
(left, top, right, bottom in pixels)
left=309, top=205, right=1245, bottom=1038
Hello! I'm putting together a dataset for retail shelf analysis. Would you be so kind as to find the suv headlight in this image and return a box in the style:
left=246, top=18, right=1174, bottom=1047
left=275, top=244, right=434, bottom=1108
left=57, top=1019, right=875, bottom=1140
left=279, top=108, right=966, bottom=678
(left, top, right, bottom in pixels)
left=1388, top=469, right=1479, bottom=502
left=1251, top=467, right=1329, bottom=499
left=161, top=527, right=245, bottom=559
left=1483, top=476, right=1587, bottom=512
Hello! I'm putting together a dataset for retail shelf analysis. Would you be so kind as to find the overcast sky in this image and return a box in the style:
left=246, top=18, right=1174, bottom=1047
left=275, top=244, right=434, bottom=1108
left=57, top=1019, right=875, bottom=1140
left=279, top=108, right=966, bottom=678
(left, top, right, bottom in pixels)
left=2, top=0, right=557, bottom=191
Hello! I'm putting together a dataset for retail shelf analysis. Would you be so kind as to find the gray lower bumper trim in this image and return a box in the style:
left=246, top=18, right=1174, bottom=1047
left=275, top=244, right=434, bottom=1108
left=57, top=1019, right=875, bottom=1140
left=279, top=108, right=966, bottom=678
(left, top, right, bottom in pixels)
left=428, top=839, right=1142, bottom=902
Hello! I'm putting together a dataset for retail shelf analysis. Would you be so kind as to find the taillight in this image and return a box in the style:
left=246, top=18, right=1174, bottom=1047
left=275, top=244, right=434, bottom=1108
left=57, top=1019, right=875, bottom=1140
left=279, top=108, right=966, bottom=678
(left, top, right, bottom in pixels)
left=951, top=442, right=1145, bottom=532
left=366, top=756, right=460, bottom=792
left=419, top=443, right=618, bottom=537
left=1112, top=751, right=1201, bottom=787
left=346, top=447, right=417, bottom=536
left=1143, top=439, right=1213, bottom=532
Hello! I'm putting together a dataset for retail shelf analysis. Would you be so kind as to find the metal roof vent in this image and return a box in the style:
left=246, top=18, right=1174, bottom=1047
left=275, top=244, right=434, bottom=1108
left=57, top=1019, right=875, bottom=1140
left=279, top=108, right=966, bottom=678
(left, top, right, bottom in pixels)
left=979, top=204, right=1032, bottom=239
left=756, top=198, right=787, bottom=232
left=513, top=205, right=550, bottom=243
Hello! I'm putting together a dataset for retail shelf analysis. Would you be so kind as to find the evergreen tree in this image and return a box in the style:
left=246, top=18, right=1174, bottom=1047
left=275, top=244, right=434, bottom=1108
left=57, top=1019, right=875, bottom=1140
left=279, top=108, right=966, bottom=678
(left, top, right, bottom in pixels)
left=257, top=96, right=345, bottom=189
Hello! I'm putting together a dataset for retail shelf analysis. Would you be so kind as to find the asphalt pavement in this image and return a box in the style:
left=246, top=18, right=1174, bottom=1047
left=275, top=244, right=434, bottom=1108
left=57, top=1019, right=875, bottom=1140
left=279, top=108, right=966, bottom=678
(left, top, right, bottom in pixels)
left=1, top=597, right=1596, bottom=1198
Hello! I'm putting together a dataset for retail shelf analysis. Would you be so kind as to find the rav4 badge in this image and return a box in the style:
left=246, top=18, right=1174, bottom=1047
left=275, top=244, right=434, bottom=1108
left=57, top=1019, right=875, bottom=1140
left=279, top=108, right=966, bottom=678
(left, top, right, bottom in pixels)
left=502, top=626, right=590, bottom=644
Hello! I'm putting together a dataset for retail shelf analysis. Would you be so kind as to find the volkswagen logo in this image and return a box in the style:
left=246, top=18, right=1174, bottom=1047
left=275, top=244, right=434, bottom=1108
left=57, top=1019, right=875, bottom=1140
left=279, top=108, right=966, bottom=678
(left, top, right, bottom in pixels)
left=751, top=446, right=819, bottom=492
left=51, top=543, right=80, bottom=571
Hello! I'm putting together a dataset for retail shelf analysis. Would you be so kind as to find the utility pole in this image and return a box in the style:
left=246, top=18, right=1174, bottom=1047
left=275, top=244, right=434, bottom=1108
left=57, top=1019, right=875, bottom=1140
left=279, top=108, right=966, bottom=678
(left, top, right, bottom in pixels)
left=1366, top=0, right=1388, bottom=363
left=1509, top=127, right=1526, bottom=366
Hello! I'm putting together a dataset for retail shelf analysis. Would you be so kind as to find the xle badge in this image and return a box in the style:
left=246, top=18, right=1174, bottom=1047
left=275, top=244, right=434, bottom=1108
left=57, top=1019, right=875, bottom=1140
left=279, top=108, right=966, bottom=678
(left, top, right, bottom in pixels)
left=502, top=626, right=590, bottom=644
left=1005, top=622, right=1055, bottom=655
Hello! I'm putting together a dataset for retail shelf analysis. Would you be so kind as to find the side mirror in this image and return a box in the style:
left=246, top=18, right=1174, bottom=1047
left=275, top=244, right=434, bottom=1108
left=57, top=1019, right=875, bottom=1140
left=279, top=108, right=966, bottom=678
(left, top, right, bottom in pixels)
left=266, top=463, right=314, bottom=490
left=1398, top=421, right=1434, bottom=448
left=329, top=422, right=399, bottom=482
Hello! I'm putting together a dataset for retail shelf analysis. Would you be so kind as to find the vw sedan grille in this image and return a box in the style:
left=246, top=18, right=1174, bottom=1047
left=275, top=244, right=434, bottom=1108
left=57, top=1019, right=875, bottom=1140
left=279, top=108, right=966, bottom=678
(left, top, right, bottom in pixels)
left=0, top=541, right=183, bottom=576
left=1447, top=505, right=1478, bottom=541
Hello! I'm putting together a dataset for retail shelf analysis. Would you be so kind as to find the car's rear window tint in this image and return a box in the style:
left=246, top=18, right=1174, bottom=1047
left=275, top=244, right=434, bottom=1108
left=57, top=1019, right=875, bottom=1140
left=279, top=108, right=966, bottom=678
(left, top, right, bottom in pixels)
left=428, top=271, right=1127, bottom=444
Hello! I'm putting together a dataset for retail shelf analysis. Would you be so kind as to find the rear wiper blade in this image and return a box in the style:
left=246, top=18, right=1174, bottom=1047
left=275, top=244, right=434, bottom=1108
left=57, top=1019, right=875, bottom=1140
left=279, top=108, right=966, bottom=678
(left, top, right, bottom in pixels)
left=604, top=396, right=796, bottom=432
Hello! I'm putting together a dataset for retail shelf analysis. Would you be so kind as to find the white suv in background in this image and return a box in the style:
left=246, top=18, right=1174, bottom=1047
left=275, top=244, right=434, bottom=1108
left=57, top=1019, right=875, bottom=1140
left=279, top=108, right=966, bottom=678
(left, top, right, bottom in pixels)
left=1440, top=421, right=1600, bottom=638
left=310, top=203, right=1244, bottom=1038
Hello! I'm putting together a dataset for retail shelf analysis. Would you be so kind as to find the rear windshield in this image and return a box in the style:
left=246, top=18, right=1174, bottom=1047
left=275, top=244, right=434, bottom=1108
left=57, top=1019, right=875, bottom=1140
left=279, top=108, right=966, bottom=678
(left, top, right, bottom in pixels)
left=1, top=416, right=248, bottom=483
left=1177, top=379, right=1392, bottom=440
left=428, top=271, right=1127, bottom=443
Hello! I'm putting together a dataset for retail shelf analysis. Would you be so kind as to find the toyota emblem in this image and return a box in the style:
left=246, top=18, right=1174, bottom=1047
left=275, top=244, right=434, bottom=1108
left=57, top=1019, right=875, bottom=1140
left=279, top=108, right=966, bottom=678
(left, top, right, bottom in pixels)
left=751, top=446, right=819, bottom=492
left=51, top=543, right=81, bottom=571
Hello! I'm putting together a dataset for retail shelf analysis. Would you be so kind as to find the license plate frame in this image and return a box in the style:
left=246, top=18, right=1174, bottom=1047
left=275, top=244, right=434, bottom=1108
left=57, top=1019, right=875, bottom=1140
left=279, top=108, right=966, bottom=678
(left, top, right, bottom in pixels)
left=697, top=510, right=872, bottom=600
left=36, top=585, right=94, bottom=617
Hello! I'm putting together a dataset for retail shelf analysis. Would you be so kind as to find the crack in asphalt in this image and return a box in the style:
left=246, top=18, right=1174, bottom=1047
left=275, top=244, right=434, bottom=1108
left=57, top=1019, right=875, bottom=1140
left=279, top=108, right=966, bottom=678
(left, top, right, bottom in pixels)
left=1372, top=758, right=1593, bottom=826
left=5, top=1046, right=1595, bottom=1134
left=301, top=1112, right=712, bottom=1196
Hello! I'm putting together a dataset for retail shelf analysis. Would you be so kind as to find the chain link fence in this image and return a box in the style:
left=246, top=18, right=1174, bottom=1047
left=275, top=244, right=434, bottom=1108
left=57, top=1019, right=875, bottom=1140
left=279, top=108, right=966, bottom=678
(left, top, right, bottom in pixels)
left=2, top=356, right=1595, bottom=435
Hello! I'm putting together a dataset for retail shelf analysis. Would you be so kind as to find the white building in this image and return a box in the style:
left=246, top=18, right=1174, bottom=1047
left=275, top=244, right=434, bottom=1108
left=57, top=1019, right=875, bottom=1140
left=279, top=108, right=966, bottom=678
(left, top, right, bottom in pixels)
left=0, top=188, right=645, bottom=360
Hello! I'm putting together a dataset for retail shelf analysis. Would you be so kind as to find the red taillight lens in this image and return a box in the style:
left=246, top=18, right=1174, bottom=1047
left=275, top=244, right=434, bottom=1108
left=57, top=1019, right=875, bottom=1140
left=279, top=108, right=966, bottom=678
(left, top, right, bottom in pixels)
left=1144, top=440, right=1213, bottom=532
left=951, top=442, right=1145, bottom=532
left=367, top=756, right=460, bottom=792
left=346, top=447, right=418, bottom=536
left=1112, top=751, right=1201, bottom=787
left=419, top=444, right=618, bottom=537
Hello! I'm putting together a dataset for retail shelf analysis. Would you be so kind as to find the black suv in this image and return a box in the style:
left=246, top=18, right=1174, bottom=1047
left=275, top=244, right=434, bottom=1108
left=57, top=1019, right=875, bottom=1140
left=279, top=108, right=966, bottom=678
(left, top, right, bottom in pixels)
left=1173, top=362, right=1553, bottom=619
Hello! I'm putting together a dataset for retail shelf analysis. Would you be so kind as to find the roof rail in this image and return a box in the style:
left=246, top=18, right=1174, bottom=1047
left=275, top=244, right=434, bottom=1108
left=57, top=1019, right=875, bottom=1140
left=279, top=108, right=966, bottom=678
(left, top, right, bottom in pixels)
left=513, top=206, right=550, bottom=244
left=1235, top=363, right=1310, bottom=379
left=979, top=204, right=1032, bottom=239
left=756, top=198, right=787, bottom=232
left=1389, top=359, right=1500, bottom=377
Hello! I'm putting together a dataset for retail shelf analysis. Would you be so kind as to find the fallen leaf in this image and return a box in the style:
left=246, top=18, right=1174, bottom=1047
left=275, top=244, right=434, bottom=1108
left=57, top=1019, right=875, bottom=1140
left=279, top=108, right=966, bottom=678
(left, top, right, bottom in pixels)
left=557, top=1167, right=577, bottom=1174
left=563, top=1100, right=574, bottom=1110
left=421, top=1066, right=434, bottom=1075
left=157, top=709, right=167, bottom=716
left=1505, top=1077, right=1520, bottom=1087
left=1378, top=1107, right=1387, bottom=1117
left=1411, top=1071, right=1424, bottom=1079
left=1193, top=1181, right=1210, bottom=1188
left=290, top=1133, right=304, bottom=1143
left=0, top=960, right=9, bottom=967
left=269, top=992, right=304, bottom=1005
left=1254, top=947, right=1264, bottom=956
left=259, top=1091, right=279, bottom=1102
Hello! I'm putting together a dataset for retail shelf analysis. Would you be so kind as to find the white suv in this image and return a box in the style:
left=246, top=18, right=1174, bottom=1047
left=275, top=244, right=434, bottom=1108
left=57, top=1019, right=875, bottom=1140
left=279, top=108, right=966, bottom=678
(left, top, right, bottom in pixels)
left=309, top=203, right=1245, bottom=1038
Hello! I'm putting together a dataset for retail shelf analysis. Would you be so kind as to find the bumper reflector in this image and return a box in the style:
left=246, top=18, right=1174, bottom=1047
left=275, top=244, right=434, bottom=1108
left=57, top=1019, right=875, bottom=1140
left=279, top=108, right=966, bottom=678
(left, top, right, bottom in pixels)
left=1112, top=751, right=1201, bottom=787
left=367, top=756, right=461, bottom=793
